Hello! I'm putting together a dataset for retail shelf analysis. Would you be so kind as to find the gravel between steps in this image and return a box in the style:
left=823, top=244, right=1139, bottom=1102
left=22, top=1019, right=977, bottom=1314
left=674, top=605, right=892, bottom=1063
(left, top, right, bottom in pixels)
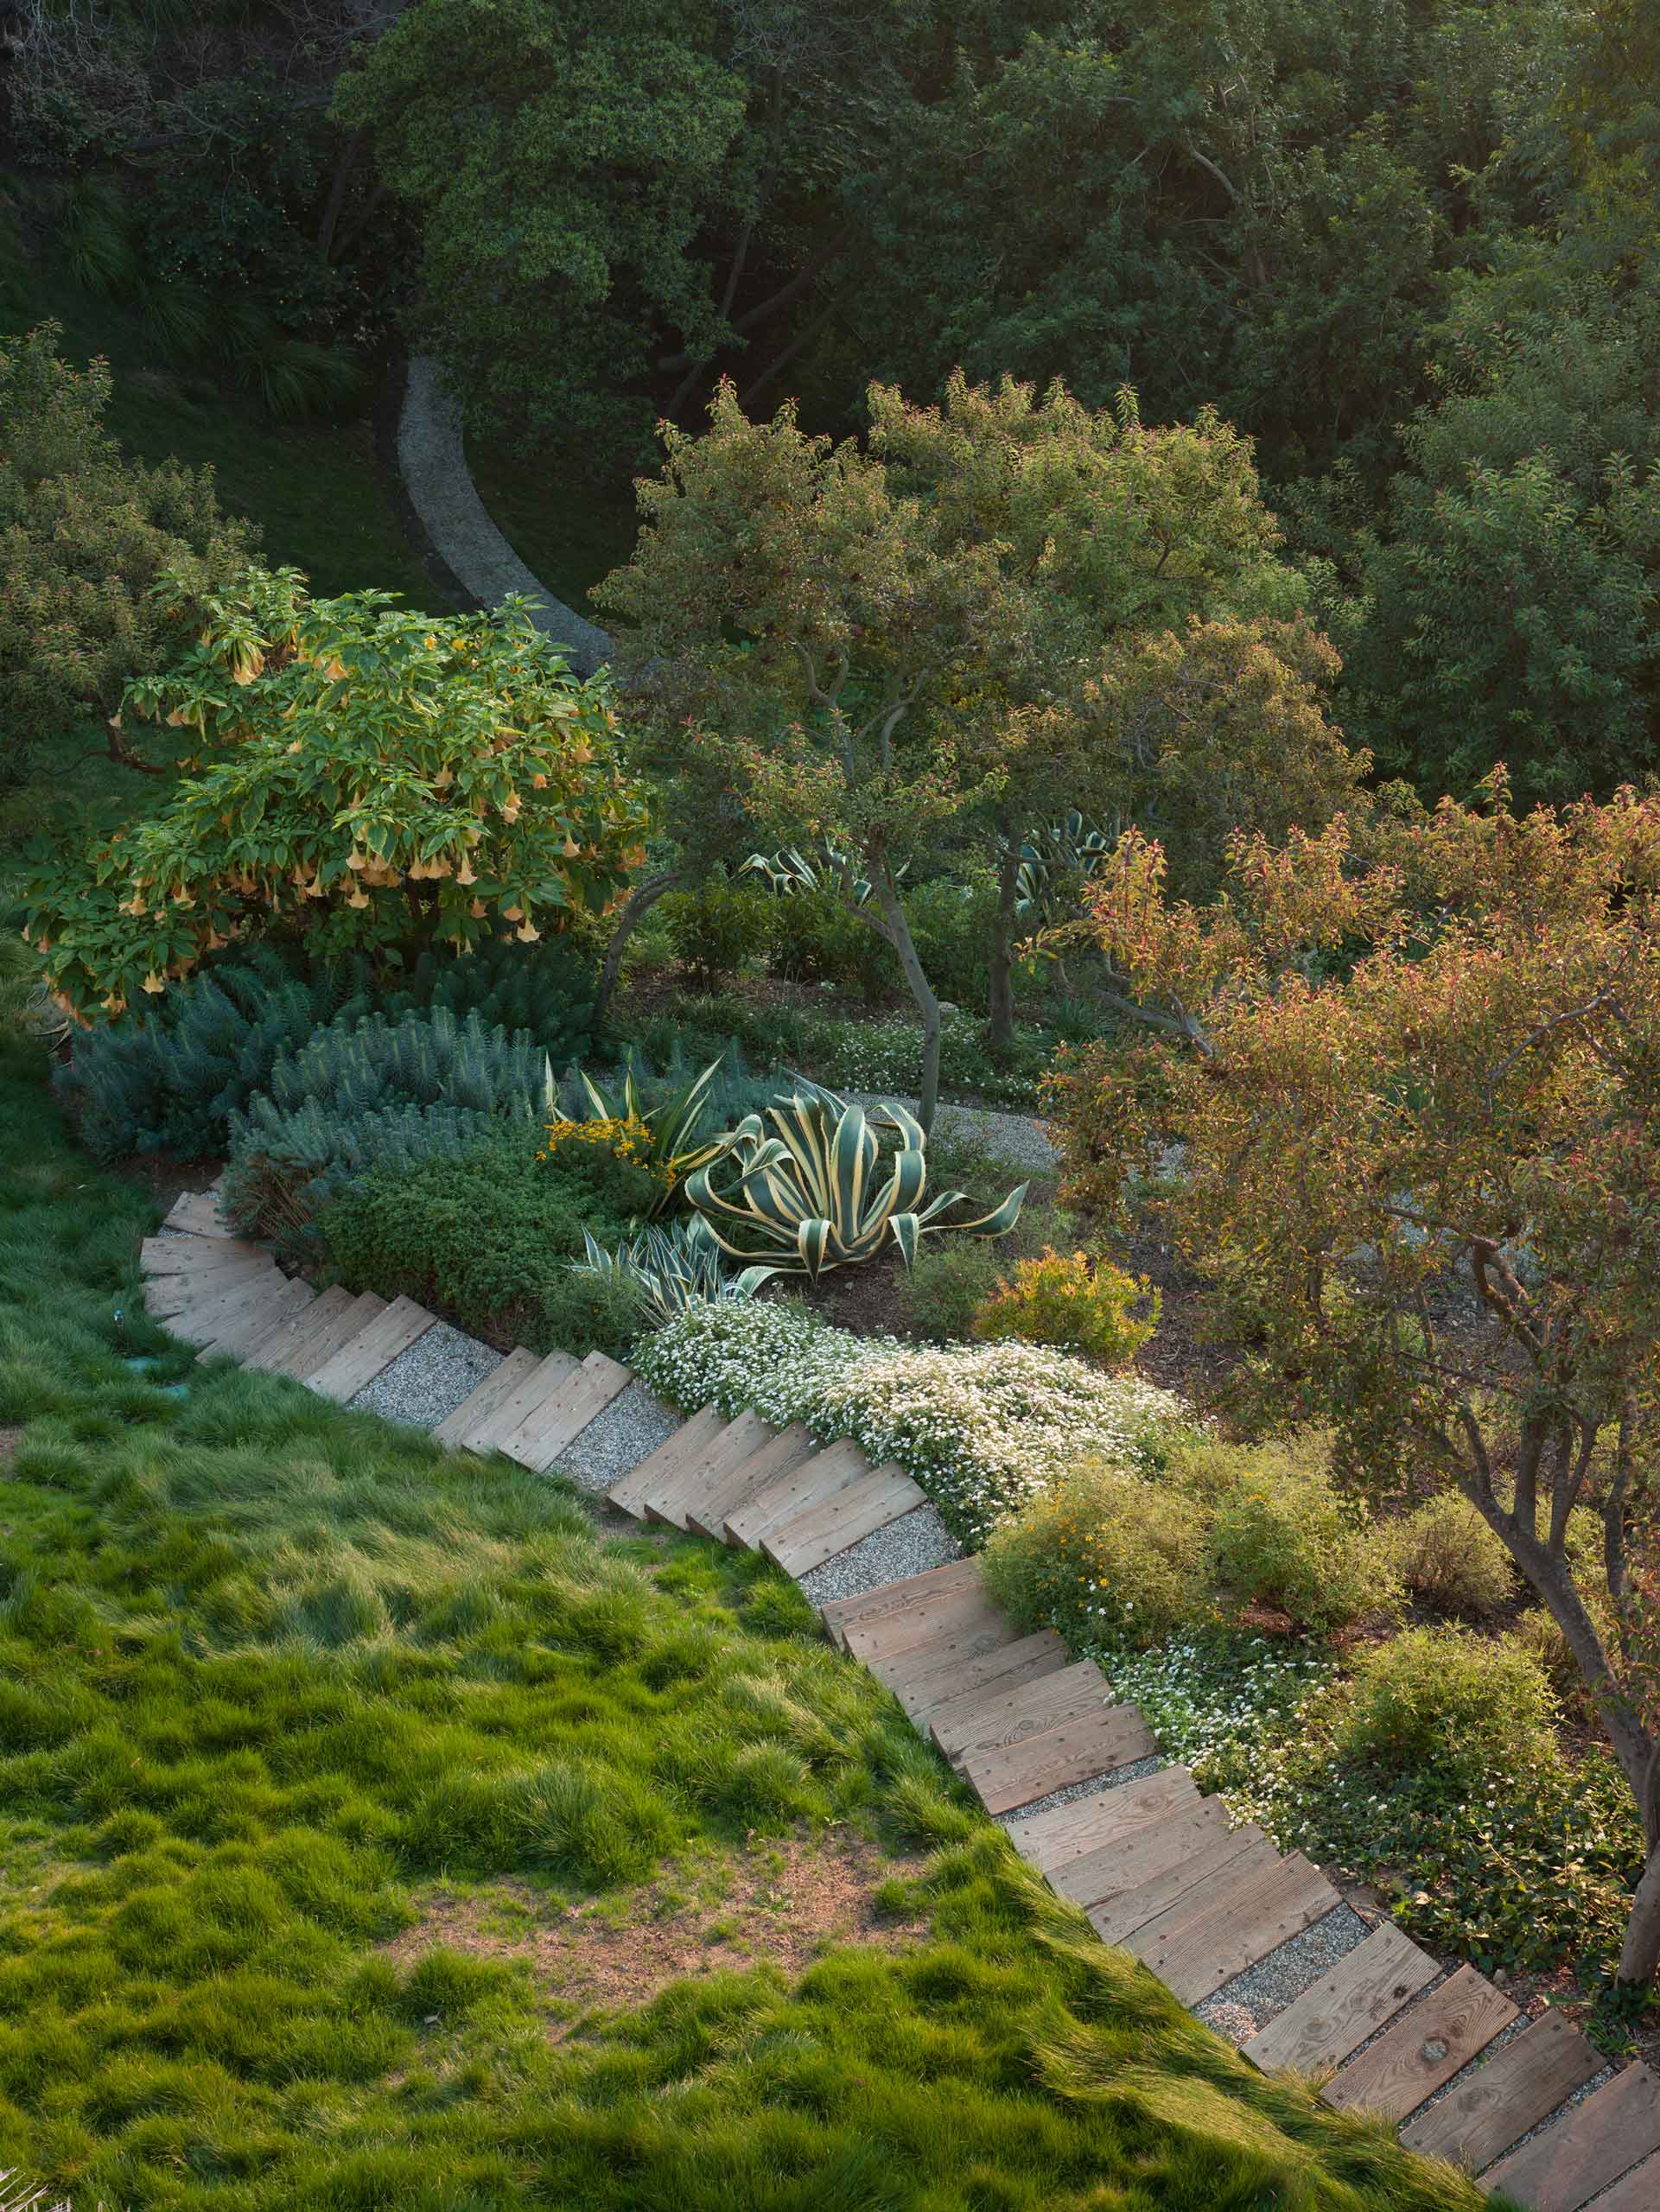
left=551, top=1380, right=681, bottom=1496
left=995, top=1753, right=1166, bottom=1827
left=1195, top=1904, right=1372, bottom=2043
left=797, top=1503, right=962, bottom=1606
left=350, top=1323, right=501, bottom=1428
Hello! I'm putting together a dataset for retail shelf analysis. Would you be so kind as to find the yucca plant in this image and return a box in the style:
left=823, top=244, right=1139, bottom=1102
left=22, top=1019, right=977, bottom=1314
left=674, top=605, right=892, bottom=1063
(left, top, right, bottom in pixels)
left=739, top=843, right=896, bottom=906
left=557, top=1052, right=727, bottom=1209
left=573, top=1219, right=779, bottom=1325
left=685, top=1077, right=1026, bottom=1279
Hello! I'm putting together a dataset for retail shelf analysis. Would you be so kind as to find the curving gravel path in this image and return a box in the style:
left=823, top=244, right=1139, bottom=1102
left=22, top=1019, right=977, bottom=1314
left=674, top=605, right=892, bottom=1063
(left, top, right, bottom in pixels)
left=397, top=356, right=613, bottom=677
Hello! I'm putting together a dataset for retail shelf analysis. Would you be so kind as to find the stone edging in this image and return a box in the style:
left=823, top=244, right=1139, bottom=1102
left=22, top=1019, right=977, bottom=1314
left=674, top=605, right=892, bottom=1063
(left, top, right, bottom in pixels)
left=395, top=356, right=613, bottom=677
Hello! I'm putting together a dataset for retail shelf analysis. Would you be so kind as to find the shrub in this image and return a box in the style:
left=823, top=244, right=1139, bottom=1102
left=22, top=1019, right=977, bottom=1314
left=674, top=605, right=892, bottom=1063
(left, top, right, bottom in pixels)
left=662, top=879, right=777, bottom=985
left=891, top=1237, right=1009, bottom=1343
left=1390, top=1493, right=1515, bottom=1617
left=0, top=323, right=251, bottom=779
left=21, top=566, right=650, bottom=1020
left=1333, top=1627, right=1560, bottom=1789
left=972, top=1248, right=1158, bottom=1368
left=766, top=886, right=896, bottom=1001
left=60, top=937, right=595, bottom=1161
left=223, top=1006, right=545, bottom=1244
left=320, top=1128, right=655, bottom=1355
left=982, top=1459, right=1209, bottom=1649
left=633, top=1301, right=1186, bottom=1543
left=1205, top=1446, right=1394, bottom=1636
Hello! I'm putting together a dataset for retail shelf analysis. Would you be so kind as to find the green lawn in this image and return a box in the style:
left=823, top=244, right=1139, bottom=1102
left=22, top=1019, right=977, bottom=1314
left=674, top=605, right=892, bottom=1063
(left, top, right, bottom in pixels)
left=467, top=435, right=642, bottom=618
left=0, top=1017, right=1492, bottom=2212
left=1, top=264, right=433, bottom=605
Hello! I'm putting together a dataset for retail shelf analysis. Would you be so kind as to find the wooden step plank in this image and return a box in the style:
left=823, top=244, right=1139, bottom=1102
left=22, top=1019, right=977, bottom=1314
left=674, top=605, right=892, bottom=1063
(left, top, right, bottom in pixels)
left=887, top=1629, right=1070, bottom=1726
left=242, top=1283, right=357, bottom=1372
left=448, top=1348, right=580, bottom=1457
left=1051, top=1794, right=1236, bottom=1913
left=1589, top=2152, right=1660, bottom=2212
left=1398, top=2010, right=1604, bottom=2172
left=725, top=1437, right=869, bottom=1548
left=760, top=1465, right=926, bottom=1578
left=275, top=1291, right=387, bottom=1380
left=432, top=1347, right=538, bottom=1450
left=1242, top=1921, right=1441, bottom=2078
left=1129, top=1850, right=1340, bottom=2006
left=684, top=1423, right=819, bottom=1542
left=163, top=1189, right=239, bottom=1239
left=198, top=1274, right=313, bottom=1358
left=644, top=1409, right=778, bottom=1526
left=1005, top=1765, right=1199, bottom=1876
left=141, top=1234, right=267, bottom=1279
left=1485, top=2063, right=1660, bottom=2209
left=1090, top=1827, right=1275, bottom=1948
left=144, top=1253, right=277, bottom=1309
left=867, top=1611, right=1025, bottom=1700
left=841, top=1582, right=1009, bottom=1669
left=1324, top=1966, right=1517, bottom=2123
left=818, top=1554, right=986, bottom=1647
left=156, top=1265, right=283, bottom=1342
left=932, top=1659, right=1110, bottom=1765
left=607, top=1405, right=728, bottom=1516
left=307, top=1295, right=436, bottom=1402
left=962, top=1703, right=1155, bottom=1818
left=501, top=1351, right=634, bottom=1471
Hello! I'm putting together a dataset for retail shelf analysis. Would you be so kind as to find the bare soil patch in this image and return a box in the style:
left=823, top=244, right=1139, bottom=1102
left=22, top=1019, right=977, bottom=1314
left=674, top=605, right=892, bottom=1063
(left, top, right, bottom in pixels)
left=385, top=1827, right=928, bottom=2037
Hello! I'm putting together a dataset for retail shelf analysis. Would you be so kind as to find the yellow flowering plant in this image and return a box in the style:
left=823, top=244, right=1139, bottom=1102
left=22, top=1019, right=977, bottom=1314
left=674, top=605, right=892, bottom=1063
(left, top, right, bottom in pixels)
left=972, top=1247, right=1158, bottom=1368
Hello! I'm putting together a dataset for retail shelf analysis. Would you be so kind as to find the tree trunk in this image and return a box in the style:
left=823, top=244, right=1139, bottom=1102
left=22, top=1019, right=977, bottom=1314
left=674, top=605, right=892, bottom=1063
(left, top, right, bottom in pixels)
left=875, top=874, right=941, bottom=1135
left=317, top=129, right=365, bottom=263
left=988, top=830, right=1021, bottom=1054
left=593, top=868, right=685, bottom=1026
left=1619, top=1842, right=1660, bottom=1986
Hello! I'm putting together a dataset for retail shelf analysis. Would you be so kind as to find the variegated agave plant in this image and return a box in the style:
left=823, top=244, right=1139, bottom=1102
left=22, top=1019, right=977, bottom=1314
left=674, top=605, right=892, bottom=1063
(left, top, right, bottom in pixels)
left=685, top=1077, right=1026, bottom=1279
left=573, top=1220, right=779, bottom=1325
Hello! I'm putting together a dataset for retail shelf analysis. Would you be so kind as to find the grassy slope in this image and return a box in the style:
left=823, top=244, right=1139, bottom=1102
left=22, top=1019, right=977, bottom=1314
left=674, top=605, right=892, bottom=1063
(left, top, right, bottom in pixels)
left=1, top=264, right=433, bottom=606
left=0, top=1029, right=1489, bottom=2212
left=466, top=436, right=641, bottom=619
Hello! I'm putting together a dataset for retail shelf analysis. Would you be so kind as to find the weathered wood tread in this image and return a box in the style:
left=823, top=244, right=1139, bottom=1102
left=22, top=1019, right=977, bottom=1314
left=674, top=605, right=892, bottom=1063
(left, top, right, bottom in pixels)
left=817, top=1554, right=985, bottom=1645
left=1003, top=1766, right=1200, bottom=1876
left=883, top=1629, right=1070, bottom=1726
left=279, top=1292, right=388, bottom=1380
left=1398, top=2010, right=1603, bottom=2171
left=841, top=1585, right=1009, bottom=1669
left=931, top=1658, right=1110, bottom=1765
left=307, top=1295, right=435, bottom=1402
left=156, top=1268, right=284, bottom=1341
left=198, top=1274, right=313, bottom=1357
left=1485, top=2062, right=1660, bottom=2209
left=1587, top=2152, right=1660, bottom=2211
left=142, top=1234, right=267, bottom=1279
left=684, top=1423, right=818, bottom=1541
left=643, top=1410, right=777, bottom=1525
left=726, top=1437, right=869, bottom=1548
left=163, top=1191, right=239, bottom=1239
left=1127, top=1849, right=1339, bottom=2006
left=606, top=1405, right=727, bottom=1515
left=1089, top=1827, right=1275, bottom=1948
left=760, top=1465, right=925, bottom=1579
left=1324, top=1966, right=1517, bottom=2123
left=450, top=1348, right=579, bottom=1457
left=242, top=1283, right=357, bottom=1372
left=1242, top=1921, right=1440, bottom=2077
left=499, top=1350, right=633, bottom=1471
left=432, top=1347, right=541, bottom=1449
left=960, top=1702, right=1154, bottom=1817
left=1051, top=1795, right=1236, bottom=1913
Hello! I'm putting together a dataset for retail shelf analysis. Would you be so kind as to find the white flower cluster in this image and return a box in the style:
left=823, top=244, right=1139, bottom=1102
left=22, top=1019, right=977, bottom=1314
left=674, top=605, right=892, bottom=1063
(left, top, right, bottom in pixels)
left=633, top=1301, right=1185, bottom=1542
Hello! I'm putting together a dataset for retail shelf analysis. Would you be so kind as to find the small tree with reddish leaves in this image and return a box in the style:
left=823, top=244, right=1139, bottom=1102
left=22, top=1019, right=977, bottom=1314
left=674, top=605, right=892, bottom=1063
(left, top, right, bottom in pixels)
left=1045, top=777, right=1660, bottom=1984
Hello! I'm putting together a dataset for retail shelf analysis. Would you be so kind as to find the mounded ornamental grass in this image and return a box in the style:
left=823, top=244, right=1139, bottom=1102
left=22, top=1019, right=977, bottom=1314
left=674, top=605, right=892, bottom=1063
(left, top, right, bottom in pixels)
left=0, top=1034, right=1487, bottom=2211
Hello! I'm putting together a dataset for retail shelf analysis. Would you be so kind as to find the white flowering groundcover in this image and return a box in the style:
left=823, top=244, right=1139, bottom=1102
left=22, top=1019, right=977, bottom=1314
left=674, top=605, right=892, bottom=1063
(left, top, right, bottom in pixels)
left=632, top=1301, right=1185, bottom=1544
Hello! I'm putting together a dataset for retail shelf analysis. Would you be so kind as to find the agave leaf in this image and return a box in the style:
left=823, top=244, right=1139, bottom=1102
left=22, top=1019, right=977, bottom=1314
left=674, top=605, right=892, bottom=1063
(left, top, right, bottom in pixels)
left=579, top=1066, right=612, bottom=1121
left=888, top=1211, right=921, bottom=1268
left=797, top=1216, right=832, bottom=1279
left=956, top=1181, right=1029, bottom=1237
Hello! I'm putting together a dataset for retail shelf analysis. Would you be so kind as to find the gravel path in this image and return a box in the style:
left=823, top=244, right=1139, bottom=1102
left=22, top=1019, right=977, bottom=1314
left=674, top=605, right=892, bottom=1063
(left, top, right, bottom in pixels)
left=1195, top=1904, right=1372, bottom=2043
left=798, top=1503, right=962, bottom=1606
left=850, top=1093, right=1058, bottom=1174
left=551, top=1380, right=680, bottom=1496
left=397, top=357, right=612, bottom=676
left=994, top=1753, right=1167, bottom=1827
left=350, top=1322, right=500, bottom=1429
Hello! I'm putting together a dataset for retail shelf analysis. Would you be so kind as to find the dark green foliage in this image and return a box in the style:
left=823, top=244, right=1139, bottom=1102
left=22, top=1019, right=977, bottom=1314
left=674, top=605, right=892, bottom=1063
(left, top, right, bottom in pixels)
left=319, top=1130, right=657, bottom=1355
left=891, top=1237, right=1009, bottom=1343
left=64, top=937, right=598, bottom=1164
left=661, top=878, right=778, bottom=986
left=224, top=1006, right=546, bottom=1248
left=761, top=887, right=898, bottom=1002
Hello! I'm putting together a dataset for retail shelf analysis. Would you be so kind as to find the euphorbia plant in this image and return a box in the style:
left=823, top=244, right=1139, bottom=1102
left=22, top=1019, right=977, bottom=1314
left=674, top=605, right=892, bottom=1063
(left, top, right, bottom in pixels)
left=1045, top=775, right=1660, bottom=1984
left=21, top=568, right=651, bottom=1021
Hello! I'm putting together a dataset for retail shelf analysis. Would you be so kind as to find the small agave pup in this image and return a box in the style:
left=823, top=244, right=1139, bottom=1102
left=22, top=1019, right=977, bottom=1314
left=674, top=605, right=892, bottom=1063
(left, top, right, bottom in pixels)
left=685, top=1077, right=1026, bottom=1278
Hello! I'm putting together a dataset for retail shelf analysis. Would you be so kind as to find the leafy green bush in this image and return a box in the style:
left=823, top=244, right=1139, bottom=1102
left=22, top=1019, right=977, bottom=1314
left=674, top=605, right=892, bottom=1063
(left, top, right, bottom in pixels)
left=982, top=1459, right=1208, bottom=1649
left=662, top=878, right=778, bottom=984
left=1390, top=1493, right=1515, bottom=1618
left=320, top=1129, right=656, bottom=1356
left=60, top=937, right=596, bottom=1161
left=972, top=1248, right=1158, bottom=1368
left=890, top=1237, right=1009, bottom=1343
left=766, top=886, right=897, bottom=1001
left=1332, top=1627, right=1559, bottom=1788
left=1205, top=1445, right=1393, bottom=1636
left=223, top=1006, right=544, bottom=1246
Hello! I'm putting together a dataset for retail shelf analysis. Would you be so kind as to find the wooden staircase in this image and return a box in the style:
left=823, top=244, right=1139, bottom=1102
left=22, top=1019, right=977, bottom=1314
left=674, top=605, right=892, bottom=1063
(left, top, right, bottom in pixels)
left=140, top=1187, right=1660, bottom=2212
